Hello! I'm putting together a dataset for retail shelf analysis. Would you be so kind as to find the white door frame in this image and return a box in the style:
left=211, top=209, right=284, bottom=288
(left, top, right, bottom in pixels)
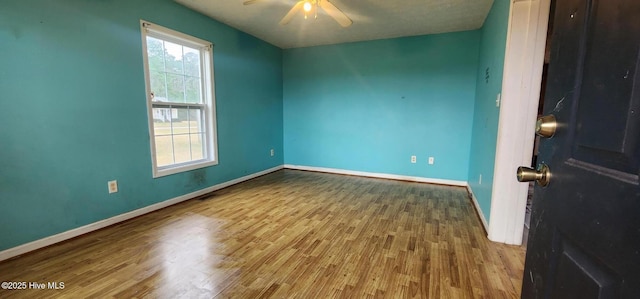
left=488, top=0, right=551, bottom=245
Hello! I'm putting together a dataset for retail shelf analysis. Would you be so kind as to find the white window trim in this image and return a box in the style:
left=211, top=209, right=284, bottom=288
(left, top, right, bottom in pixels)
left=140, top=20, right=218, bottom=178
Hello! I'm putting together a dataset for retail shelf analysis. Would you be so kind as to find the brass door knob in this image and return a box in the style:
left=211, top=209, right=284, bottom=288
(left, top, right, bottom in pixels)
left=517, top=164, right=551, bottom=187
left=536, top=115, right=557, bottom=138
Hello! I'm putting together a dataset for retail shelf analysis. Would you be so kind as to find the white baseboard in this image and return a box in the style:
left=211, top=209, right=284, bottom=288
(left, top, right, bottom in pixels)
left=466, top=185, right=489, bottom=234
left=0, top=165, right=283, bottom=262
left=283, top=164, right=467, bottom=187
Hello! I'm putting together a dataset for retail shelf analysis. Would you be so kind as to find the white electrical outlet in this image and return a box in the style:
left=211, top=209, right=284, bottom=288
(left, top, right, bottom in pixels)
left=428, top=157, right=434, bottom=165
left=496, top=93, right=501, bottom=107
left=411, top=155, right=417, bottom=163
left=108, top=180, right=118, bottom=194
left=479, top=174, right=482, bottom=185
left=270, top=149, right=274, bottom=157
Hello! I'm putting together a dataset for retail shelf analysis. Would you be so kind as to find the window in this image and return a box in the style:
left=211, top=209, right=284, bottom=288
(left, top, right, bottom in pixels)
left=141, top=20, right=217, bottom=177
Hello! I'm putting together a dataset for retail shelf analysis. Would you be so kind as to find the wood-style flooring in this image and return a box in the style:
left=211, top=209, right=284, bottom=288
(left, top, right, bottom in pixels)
left=0, top=169, right=525, bottom=298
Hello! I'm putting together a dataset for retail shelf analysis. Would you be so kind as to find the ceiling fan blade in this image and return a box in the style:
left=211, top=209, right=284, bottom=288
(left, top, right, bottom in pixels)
left=279, top=1, right=304, bottom=25
left=243, top=0, right=261, bottom=5
left=319, top=0, right=352, bottom=27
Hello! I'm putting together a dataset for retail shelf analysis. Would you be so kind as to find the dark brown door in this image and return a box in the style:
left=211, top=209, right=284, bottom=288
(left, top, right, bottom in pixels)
left=521, top=0, right=640, bottom=298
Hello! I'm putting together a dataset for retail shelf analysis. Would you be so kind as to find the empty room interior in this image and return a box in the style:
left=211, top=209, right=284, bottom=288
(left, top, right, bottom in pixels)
left=1, top=0, right=545, bottom=297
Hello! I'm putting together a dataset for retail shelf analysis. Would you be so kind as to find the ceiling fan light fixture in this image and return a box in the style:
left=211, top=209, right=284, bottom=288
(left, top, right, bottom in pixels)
left=277, top=0, right=352, bottom=27
left=303, top=1, right=312, bottom=12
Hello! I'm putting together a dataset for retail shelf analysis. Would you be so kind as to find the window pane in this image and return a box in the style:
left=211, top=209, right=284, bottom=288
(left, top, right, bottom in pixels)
left=188, top=108, right=203, bottom=133
left=191, top=133, right=205, bottom=160
left=152, top=108, right=175, bottom=125
left=183, top=47, right=200, bottom=77
left=166, top=73, right=185, bottom=103
left=149, top=70, right=167, bottom=101
left=146, top=36, right=165, bottom=71
left=185, top=76, right=201, bottom=104
left=168, top=108, right=186, bottom=129
left=155, top=135, right=174, bottom=167
left=173, top=134, right=191, bottom=164
left=163, top=41, right=184, bottom=74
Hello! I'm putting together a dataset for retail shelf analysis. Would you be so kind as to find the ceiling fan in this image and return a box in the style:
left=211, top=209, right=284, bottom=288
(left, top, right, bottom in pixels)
left=243, top=0, right=353, bottom=27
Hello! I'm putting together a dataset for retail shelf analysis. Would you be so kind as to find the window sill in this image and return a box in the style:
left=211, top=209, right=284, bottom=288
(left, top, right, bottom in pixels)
left=153, top=159, right=218, bottom=178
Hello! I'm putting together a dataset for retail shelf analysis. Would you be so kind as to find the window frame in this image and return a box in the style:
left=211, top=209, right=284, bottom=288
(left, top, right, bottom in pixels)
left=140, top=20, right=218, bottom=178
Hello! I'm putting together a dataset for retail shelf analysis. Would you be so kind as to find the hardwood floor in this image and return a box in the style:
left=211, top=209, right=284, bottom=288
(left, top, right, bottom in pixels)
left=0, top=169, right=525, bottom=298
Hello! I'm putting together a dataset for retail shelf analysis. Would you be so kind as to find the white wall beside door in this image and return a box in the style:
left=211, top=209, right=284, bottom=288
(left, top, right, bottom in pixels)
left=488, top=0, right=551, bottom=245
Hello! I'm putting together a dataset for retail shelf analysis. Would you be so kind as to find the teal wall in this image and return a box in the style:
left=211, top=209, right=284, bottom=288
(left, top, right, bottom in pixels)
left=0, top=0, right=283, bottom=251
left=467, top=0, right=511, bottom=223
left=283, top=32, right=480, bottom=181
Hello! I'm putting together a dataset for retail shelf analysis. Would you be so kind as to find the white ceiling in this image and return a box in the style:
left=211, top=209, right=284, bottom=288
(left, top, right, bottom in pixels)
left=175, top=0, right=494, bottom=49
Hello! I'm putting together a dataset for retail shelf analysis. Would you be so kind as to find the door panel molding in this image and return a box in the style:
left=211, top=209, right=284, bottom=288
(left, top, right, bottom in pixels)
left=566, top=158, right=639, bottom=185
